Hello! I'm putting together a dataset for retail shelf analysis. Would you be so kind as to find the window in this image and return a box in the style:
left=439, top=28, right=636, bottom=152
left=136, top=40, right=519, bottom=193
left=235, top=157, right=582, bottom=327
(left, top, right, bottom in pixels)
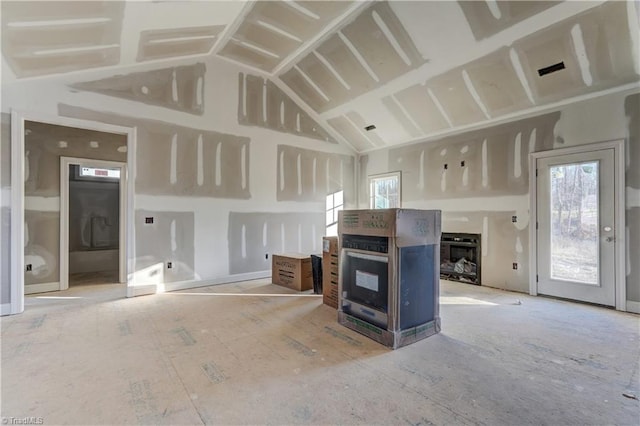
left=369, top=172, right=401, bottom=209
left=326, top=190, right=344, bottom=236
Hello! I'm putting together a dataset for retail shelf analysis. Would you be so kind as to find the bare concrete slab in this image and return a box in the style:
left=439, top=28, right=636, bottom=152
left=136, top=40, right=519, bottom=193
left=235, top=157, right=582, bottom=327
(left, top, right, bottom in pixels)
left=1, top=279, right=638, bottom=425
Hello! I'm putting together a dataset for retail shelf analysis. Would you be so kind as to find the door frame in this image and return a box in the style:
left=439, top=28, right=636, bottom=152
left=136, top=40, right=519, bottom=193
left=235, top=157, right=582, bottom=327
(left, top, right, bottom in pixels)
left=10, top=110, right=136, bottom=315
left=60, top=157, right=127, bottom=291
left=528, top=139, right=626, bottom=310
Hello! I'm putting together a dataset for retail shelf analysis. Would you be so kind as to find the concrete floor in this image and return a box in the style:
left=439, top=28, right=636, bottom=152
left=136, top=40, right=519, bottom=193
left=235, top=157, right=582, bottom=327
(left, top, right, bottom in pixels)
left=1, top=279, right=639, bottom=425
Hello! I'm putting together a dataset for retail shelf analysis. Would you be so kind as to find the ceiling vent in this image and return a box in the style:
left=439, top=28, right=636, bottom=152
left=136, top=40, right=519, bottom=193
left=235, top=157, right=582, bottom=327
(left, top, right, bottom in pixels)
left=537, top=61, right=565, bottom=77
left=364, top=125, right=377, bottom=131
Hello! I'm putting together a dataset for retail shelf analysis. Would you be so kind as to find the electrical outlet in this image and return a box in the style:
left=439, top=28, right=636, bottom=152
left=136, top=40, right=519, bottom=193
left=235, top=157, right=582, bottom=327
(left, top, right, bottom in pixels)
left=444, top=163, right=448, bottom=170
left=512, top=215, right=517, bottom=223
left=26, top=264, right=32, bottom=272
left=265, top=253, right=269, bottom=259
left=512, top=262, right=518, bottom=270
left=167, top=262, right=172, bottom=269
left=460, top=160, right=465, bottom=167
left=145, top=217, right=154, bottom=224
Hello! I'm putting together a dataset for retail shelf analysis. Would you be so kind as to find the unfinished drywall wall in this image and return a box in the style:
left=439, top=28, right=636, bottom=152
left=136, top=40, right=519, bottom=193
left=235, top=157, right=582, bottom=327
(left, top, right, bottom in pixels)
left=228, top=212, right=324, bottom=274
left=280, top=1, right=426, bottom=113
left=389, top=113, right=559, bottom=202
left=138, top=26, right=224, bottom=62
left=24, top=210, right=58, bottom=286
left=276, top=145, right=355, bottom=204
left=71, top=63, right=206, bottom=115
left=21, top=121, right=127, bottom=289
left=1, top=1, right=125, bottom=78
left=624, top=93, right=639, bottom=302
left=58, top=104, right=251, bottom=199
left=135, top=210, right=195, bottom=284
left=363, top=89, right=640, bottom=305
left=25, top=120, right=126, bottom=197
left=238, top=73, right=336, bottom=143
left=458, top=1, right=560, bottom=41
left=1, top=113, right=11, bottom=306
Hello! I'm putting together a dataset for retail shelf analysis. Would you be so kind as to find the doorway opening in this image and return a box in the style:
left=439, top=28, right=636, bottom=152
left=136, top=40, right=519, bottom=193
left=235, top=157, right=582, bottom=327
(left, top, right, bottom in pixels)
left=529, top=140, right=626, bottom=310
left=61, top=160, right=126, bottom=290
left=9, top=111, right=135, bottom=315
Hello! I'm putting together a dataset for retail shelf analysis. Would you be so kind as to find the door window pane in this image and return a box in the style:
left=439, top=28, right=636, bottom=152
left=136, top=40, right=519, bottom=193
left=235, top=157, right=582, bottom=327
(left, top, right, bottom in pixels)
left=549, top=161, right=599, bottom=284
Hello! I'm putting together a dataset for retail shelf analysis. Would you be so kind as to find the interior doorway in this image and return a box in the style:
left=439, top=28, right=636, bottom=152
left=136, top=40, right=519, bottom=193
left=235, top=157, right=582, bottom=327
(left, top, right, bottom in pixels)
left=60, top=159, right=126, bottom=291
left=9, top=111, right=135, bottom=315
left=529, top=140, right=626, bottom=310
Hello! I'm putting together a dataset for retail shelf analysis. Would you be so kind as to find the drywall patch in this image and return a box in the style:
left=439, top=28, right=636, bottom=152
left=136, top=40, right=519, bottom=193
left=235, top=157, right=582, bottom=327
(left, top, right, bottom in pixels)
left=626, top=207, right=640, bottom=302
left=625, top=94, right=640, bottom=191
left=228, top=212, right=324, bottom=274
left=381, top=95, right=423, bottom=138
left=238, top=73, right=337, bottom=143
left=137, top=25, right=224, bottom=62
left=427, top=72, right=487, bottom=127
left=24, top=120, right=127, bottom=197
left=71, top=63, right=206, bottom=115
left=58, top=104, right=251, bottom=199
left=1, top=1, right=125, bottom=78
left=281, top=2, right=427, bottom=113
left=135, top=210, right=194, bottom=284
left=218, top=1, right=353, bottom=72
left=513, top=1, right=638, bottom=104
left=458, top=1, right=560, bottom=41
left=276, top=145, right=355, bottom=203
left=463, top=47, right=534, bottom=117
left=24, top=210, right=59, bottom=286
left=389, top=112, right=560, bottom=201
left=391, top=84, right=449, bottom=134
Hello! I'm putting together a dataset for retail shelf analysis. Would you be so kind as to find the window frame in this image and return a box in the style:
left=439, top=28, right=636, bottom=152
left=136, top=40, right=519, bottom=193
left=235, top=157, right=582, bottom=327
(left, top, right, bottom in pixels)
left=368, top=171, right=401, bottom=209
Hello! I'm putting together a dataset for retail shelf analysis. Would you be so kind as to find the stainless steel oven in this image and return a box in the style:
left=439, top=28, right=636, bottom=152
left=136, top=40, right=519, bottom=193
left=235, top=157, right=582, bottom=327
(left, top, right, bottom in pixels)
left=338, top=209, right=442, bottom=349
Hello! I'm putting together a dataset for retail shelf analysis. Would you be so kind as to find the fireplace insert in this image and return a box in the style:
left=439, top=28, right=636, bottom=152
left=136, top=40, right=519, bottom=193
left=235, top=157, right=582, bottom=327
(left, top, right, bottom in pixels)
left=440, top=233, right=481, bottom=285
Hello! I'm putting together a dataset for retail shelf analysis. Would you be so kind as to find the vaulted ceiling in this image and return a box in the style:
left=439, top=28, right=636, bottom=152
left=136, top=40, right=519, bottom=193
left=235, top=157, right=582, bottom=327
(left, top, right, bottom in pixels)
left=2, top=1, right=639, bottom=153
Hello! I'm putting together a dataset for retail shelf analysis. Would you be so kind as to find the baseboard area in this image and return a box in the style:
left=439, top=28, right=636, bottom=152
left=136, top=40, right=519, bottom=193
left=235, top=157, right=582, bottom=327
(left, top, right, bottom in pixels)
left=626, top=301, right=640, bottom=314
left=163, top=271, right=271, bottom=293
left=25, top=282, right=60, bottom=295
left=126, top=271, right=272, bottom=297
left=1, top=303, right=12, bottom=316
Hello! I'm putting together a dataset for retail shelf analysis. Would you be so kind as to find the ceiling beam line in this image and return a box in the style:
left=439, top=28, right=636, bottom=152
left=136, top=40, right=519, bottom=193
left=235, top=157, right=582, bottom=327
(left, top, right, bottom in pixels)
left=271, top=1, right=373, bottom=76
left=209, top=0, right=257, bottom=56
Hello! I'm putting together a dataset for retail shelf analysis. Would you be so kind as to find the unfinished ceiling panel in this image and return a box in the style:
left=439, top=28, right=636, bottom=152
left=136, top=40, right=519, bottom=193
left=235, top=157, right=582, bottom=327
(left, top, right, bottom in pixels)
left=283, top=2, right=427, bottom=113
left=458, top=1, right=560, bottom=40
left=381, top=95, right=423, bottom=139
left=464, top=47, right=534, bottom=117
left=345, top=111, right=386, bottom=148
left=392, top=84, right=450, bottom=134
left=71, top=63, right=206, bottom=115
left=513, top=1, right=639, bottom=104
left=327, top=115, right=376, bottom=152
left=218, top=1, right=353, bottom=72
left=137, top=25, right=224, bottom=62
left=427, top=72, right=488, bottom=127
left=237, top=72, right=337, bottom=143
left=576, top=2, right=639, bottom=88
left=1, top=1, right=124, bottom=78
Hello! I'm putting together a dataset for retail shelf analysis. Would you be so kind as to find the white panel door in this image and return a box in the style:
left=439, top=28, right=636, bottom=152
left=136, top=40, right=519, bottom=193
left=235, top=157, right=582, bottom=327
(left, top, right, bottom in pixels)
left=536, top=149, right=616, bottom=306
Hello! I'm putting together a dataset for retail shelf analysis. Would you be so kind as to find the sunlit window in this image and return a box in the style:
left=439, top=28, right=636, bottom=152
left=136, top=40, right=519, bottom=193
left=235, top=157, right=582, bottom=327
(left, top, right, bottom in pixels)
left=369, top=172, right=401, bottom=209
left=326, top=190, right=344, bottom=236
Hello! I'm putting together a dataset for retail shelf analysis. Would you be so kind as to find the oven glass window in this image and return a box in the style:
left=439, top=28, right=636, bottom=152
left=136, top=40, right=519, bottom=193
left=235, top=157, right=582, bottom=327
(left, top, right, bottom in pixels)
left=343, top=252, right=389, bottom=312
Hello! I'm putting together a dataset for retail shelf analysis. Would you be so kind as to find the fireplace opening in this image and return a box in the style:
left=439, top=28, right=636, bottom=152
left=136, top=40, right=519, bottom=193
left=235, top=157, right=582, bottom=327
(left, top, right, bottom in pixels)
left=440, top=233, right=481, bottom=285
